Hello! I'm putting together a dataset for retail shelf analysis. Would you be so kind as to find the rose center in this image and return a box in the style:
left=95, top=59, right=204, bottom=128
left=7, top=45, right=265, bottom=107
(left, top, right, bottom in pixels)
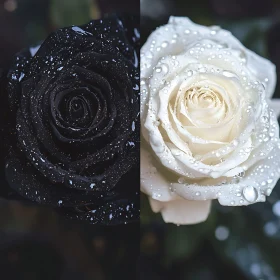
left=185, top=86, right=221, bottom=108
left=181, top=85, right=229, bottom=125
left=58, top=90, right=99, bottom=128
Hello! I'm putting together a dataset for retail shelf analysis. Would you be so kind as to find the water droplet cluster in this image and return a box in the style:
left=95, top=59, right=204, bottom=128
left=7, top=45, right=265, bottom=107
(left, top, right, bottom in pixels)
left=4, top=15, right=140, bottom=225
left=141, top=16, right=280, bottom=208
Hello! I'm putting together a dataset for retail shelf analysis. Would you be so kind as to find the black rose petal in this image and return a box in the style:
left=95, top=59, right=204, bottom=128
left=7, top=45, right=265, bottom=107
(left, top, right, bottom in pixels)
left=3, top=15, right=140, bottom=225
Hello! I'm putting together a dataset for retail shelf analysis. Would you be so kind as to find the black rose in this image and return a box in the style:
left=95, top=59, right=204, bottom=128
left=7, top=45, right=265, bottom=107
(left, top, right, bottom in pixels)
left=3, top=15, right=140, bottom=225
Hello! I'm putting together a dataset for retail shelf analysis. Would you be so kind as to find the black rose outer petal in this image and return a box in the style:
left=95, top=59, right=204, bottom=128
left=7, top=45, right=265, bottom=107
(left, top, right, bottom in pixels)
left=4, top=15, right=140, bottom=225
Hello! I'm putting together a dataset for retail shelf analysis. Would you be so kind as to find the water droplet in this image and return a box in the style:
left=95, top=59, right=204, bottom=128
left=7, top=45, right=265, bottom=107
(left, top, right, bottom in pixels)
left=160, top=63, right=169, bottom=75
left=261, top=116, right=269, bottom=123
left=155, top=67, right=162, bottom=73
left=161, top=41, right=168, bottom=48
left=186, top=70, right=193, bottom=77
left=195, top=191, right=201, bottom=196
left=145, top=51, right=153, bottom=59
left=178, top=177, right=185, bottom=184
left=232, top=140, right=238, bottom=146
left=222, top=70, right=237, bottom=78
left=210, top=26, right=220, bottom=35
left=243, top=186, right=258, bottom=202
left=265, top=188, right=272, bottom=196
left=267, top=178, right=273, bottom=184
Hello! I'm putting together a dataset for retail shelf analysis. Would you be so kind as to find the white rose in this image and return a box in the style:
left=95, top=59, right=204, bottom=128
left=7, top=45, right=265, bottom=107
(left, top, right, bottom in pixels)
left=140, top=16, right=280, bottom=225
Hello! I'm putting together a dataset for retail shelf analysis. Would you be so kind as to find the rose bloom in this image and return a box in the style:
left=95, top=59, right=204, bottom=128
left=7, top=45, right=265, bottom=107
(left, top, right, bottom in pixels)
left=3, top=15, right=140, bottom=225
left=140, top=17, right=280, bottom=225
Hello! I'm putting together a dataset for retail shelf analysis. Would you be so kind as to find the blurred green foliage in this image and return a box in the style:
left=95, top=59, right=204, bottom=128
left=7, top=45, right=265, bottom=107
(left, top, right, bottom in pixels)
left=50, top=0, right=93, bottom=27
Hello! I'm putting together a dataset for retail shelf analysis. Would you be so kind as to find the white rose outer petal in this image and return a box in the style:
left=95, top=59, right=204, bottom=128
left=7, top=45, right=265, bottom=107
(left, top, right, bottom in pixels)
left=149, top=197, right=211, bottom=225
left=269, top=99, right=280, bottom=118
left=141, top=146, right=177, bottom=202
left=141, top=16, right=280, bottom=225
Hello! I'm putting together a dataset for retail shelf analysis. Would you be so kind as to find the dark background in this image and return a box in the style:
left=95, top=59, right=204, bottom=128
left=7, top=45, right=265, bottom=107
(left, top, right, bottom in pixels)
left=140, top=0, right=280, bottom=280
left=0, top=0, right=139, bottom=279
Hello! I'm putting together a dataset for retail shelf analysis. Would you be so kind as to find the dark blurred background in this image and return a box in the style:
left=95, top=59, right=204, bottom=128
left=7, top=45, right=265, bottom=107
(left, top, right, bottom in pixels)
left=0, top=0, right=139, bottom=279
left=140, top=1, right=280, bottom=280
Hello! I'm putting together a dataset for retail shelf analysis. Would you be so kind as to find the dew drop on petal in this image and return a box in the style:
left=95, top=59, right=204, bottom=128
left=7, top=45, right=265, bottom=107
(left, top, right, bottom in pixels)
left=222, top=70, right=237, bottom=78
left=178, top=177, right=185, bottom=184
left=261, top=116, right=269, bottom=123
left=155, top=67, right=162, bottom=73
left=265, top=188, right=272, bottom=196
left=243, top=186, right=258, bottom=202
left=160, top=63, right=169, bottom=75
left=161, top=41, right=169, bottom=48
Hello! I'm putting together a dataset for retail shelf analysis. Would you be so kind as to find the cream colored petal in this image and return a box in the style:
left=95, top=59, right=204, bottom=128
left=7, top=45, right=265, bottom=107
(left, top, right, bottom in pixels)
left=168, top=16, right=276, bottom=98
left=149, top=198, right=211, bottom=225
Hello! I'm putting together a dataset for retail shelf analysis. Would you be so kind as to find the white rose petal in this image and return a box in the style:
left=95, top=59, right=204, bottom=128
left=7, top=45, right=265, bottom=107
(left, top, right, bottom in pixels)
left=141, top=17, right=280, bottom=225
left=149, top=197, right=211, bottom=225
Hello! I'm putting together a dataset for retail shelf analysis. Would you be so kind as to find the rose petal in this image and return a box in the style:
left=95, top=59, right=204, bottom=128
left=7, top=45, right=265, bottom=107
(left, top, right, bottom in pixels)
left=141, top=144, right=178, bottom=201
left=149, top=197, right=211, bottom=225
left=140, top=16, right=280, bottom=223
left=268, top=99, right=280, bottom=118
left=141, top=16, right=276, bottom=98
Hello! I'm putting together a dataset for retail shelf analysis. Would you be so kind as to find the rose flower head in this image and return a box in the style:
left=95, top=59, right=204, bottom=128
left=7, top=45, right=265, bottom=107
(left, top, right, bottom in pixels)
left=3, top=15, right=140, bottom=225
left=141, top=17, right=280, bottom=225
